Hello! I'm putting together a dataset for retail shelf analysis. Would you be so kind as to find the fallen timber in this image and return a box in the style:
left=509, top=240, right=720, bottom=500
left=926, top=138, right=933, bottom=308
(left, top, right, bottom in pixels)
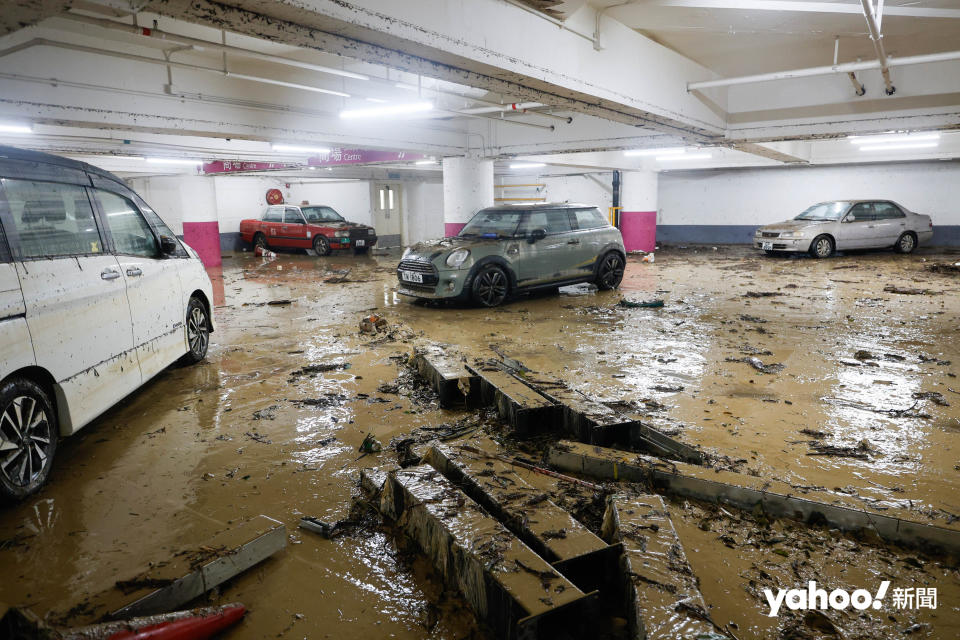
left=424, top=438, right=620, bottom=594
left=549, top=441, right=960, bottom=556
left=602, top=495, right=726, bottom=640
left=379, top=465, right=597, bottom=640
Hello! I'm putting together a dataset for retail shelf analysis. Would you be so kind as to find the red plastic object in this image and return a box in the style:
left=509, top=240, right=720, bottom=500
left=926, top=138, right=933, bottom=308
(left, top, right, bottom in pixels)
left=106, top=604, right=245, bottom=640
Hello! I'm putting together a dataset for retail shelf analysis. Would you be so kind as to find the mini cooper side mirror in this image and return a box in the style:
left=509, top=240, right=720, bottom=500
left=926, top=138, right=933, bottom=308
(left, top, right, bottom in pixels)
left=528, top=228, right=547, bottom=243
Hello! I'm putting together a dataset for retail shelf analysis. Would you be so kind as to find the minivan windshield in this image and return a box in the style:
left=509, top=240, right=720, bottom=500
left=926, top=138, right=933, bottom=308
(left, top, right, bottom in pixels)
left=794, top=201, right=850, bottom=221
left=459, top=209, right=523, bottom=238
left=302, top=206, right=345, bottom=223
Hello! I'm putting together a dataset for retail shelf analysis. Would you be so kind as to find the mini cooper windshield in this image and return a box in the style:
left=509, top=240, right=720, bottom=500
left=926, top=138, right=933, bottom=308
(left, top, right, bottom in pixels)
left=458, top=210, right=523, bottom=238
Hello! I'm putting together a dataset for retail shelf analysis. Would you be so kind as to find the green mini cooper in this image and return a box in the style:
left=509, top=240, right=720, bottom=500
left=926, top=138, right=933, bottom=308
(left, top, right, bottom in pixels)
left=397, top=203, right=627, bottom=307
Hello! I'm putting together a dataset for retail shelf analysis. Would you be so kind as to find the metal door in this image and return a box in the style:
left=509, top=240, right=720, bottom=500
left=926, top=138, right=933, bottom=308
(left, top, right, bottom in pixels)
left=372, top=183, right=402, bottom=247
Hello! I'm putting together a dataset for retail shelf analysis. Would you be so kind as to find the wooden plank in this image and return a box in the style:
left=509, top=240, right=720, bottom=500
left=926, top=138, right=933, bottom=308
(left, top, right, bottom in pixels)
left=380, top=466, right=596, bottom=640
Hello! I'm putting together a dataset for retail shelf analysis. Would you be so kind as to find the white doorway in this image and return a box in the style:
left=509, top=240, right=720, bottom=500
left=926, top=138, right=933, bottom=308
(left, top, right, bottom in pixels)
left=371, top=182, right=402, bottom=247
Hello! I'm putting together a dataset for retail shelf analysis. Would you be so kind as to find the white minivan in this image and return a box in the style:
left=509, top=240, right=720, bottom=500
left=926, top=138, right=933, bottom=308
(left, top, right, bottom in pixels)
left=0, top=146, right=215, bottom=500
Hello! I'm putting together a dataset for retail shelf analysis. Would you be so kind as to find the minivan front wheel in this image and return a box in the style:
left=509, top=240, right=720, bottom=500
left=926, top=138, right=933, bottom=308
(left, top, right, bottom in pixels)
left=0, top=378, right=58, bottom=501
left=471, top=265, right=509, bottom=307
left=596, top=252, right=625, bottom=290
left=184, top=297, right=210, bottom=363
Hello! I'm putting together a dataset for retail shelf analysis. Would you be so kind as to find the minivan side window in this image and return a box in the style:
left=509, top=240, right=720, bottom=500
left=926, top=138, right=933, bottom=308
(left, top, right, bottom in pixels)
left=94, top=189, right=159, bottom=258
left=0, top=178, right=103, bottom=258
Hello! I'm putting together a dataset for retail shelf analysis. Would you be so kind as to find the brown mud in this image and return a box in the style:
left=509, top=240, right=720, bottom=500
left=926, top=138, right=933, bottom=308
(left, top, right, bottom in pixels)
left=2, top=245, right=959, bottom=639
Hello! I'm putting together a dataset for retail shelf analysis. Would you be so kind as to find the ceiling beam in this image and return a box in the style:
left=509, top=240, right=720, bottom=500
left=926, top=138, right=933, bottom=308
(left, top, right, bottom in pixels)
left=626, top=0, right=960, bottom=19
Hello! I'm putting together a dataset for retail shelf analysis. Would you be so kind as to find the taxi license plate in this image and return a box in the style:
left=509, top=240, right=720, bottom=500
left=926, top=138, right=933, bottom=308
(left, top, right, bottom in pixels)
left=401, top=270, right=423, bottom=283
left=762, top=241, right=773, bottom=251
left=355, top=239, right=365, bottom=247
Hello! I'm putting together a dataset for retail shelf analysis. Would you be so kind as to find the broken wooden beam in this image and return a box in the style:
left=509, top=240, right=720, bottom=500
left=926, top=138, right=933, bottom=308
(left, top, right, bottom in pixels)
left=380, top=465, right=596, bottom=640
left=414, top=346, right=481, bottom=408
left=424, top=438, right=619, bottom=594
left=602, top=495, right=722, bottom=640
left=548, top=441, right=960, bottom=556
left=110, top=515, right=286, bottom=619
left=466, top=365, right=560, bottom=434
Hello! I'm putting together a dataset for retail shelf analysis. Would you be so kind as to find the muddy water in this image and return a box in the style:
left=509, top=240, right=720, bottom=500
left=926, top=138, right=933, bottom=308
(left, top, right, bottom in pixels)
left=1, top=246, right=958, bottom=639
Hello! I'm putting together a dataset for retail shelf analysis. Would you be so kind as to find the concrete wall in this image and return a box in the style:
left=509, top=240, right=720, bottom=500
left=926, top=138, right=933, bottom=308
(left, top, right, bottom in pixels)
left=541, top=174, right=613, bottom=211
left=657, top=161, right=960, bottom=246
left=404, top=181, right=445, bottom=245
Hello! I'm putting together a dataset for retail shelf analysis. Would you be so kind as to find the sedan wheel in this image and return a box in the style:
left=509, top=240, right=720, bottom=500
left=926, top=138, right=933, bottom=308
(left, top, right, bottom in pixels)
left=184, top=297, right=210, bottom=364
left=895, top=232, right=916, bottom=254
left=0, top=378, right=57, bottom=501
left=596, top=253, right=625, bottom=290
left=472, top=265, right=509, bottom=307
left=253, top=233, right=267, bottom=251
left=313, top=235, right=332, bottom=256
left=809, top=234, right=834, bottom=259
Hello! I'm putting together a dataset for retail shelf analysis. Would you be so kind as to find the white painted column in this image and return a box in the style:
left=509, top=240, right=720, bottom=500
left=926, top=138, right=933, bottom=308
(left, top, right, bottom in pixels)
left=620, top=170, right=658, bottom=252
left=442, top=157, right=494, bottom=237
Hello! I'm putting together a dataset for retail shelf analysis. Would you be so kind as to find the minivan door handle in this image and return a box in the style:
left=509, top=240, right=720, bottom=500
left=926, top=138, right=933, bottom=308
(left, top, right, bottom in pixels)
left=567, top=239, right=580, bottom=245
left=101, top=268, right=120, bottom=280
left=126, top=267, right=143, bottom=277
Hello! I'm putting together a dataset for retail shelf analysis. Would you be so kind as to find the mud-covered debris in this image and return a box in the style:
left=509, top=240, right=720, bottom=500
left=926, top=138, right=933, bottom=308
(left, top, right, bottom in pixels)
left=377, top=383, right=400, bottom=394
left=918, top=354, right=951, bottom=366
left=618, top=298, right=664, bottom=308
left=744, top=290, right=784, bottom=298
left=245, top=431, right=272, bottom=444
left=359, top=433, right=383, bottom=453
left=115, top=576, right=174, bottom=595
left=323, top=269, right=351, bottom=283
left=252, top=406, right=277, bottom=421
left=740, top=343, right=773, bottom=356
left=854, top=349, right=876, bottom=361
left=359, top=313, right=389, bottom=334
left=725, top=356, right=784, bottom=374
left=884, top=284, right=938, bottom=295
left=242, top=298, right=293, bottom=307
left=299, top=516, right=338, bottom=538
left=293, top=394, right=346, bottom=407
left=912, top=391, right=950, bottom=407
left=799, top=428, right=830, bottom=438
left=739, top=314, right=767, bottom=324
left=289, top=362, right=351, bottom=379
left=924, top=262, right=960, bottom=274
left=653, top=384, right=685, bottom=393
left=807, top=440, right=871, bottom=459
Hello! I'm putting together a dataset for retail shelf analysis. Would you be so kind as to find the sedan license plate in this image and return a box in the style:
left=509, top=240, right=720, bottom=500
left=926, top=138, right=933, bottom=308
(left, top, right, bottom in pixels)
left=762, top=241, right=773, bottom=251
left=355, top=239, right=365, bottom=247
left=401, top=270, right=423, bottom=283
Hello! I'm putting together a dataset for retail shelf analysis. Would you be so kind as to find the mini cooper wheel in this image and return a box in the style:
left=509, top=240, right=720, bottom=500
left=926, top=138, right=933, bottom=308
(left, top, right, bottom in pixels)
left=809, top=234, right=835, bottom=259
left=313, top=235, right=332, bottom=256
left=894, top=232, right=917, bottom=254
left=0, top=377, right=58, bottom=501
left=595, top=252, right=625, bottom=290
left=253, top=233, right=268, bottom=252
left=183, top=297, right=210, bottom=364
left=471, top=265, right=509, bottom=307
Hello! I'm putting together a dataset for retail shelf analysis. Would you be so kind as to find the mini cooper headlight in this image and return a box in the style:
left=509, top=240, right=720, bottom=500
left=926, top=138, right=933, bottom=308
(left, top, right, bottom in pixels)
left=446, top=248, right=470, bottom=268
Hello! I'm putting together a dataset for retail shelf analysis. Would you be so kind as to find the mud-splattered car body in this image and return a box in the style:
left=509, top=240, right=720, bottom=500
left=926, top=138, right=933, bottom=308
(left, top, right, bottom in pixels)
left=397, top=203, right=626, bottom=306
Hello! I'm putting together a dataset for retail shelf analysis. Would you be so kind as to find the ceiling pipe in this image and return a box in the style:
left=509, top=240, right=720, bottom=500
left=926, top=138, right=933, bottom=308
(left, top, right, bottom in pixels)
left=860, top=0, right=895, bottom=95
left=688, top=49, right=960, bottom=90
left=458, top=102, right=572, bottom=123
left=594, top=1, right=637, bottom=51
left=847, top=72, right=866, bottom=96
left=502, top=0, right=597, bottom=45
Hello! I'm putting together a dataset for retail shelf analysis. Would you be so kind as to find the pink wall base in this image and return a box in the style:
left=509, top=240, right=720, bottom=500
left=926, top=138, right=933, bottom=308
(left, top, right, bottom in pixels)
left=182, top=221, right=222, bottom=267
left=620, top=211, right=657, bottom=253
left=444, top=222, right=466, bottom=237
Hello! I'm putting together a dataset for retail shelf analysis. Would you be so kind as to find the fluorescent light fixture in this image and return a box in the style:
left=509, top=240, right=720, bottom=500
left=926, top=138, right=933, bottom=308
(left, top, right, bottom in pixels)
left=849, top=133, right=940, bottom=145
left=624, top=147, right=685, bottom=157
left=656, top=152, right=712, bottom=162
left=272, top=144, right=331, bottom=154
left=395, top=82, right=418, bottom=91
left=146, top=157, right=204, bottom=166
left=510, top=162, right=545, bottom=169
left=366, top=97, right=388, bottom=103
left=858, top=142, right=939, bottom=152
left=414, top=159, right=437, bottom=165
left=340, top=102, right=433, bottom=119
left=0, top=123, right=33, bottom=134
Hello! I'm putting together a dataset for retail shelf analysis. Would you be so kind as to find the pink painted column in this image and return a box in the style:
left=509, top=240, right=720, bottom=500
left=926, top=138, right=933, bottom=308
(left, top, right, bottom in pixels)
left=620, top=211, right=657, bottom=252
left=183, top=221, right=222, bottom=267
left=444, top=222, right=466, bottom=237
left=178, top=176, right=221, bottom=267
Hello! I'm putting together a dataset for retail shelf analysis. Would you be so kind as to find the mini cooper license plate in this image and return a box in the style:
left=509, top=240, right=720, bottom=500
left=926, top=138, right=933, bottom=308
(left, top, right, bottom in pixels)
left=762, top=241, right=773, bottom=251
left=401, top=270, right=423, bottom=283
left=355, top=239, right=365, bottom=247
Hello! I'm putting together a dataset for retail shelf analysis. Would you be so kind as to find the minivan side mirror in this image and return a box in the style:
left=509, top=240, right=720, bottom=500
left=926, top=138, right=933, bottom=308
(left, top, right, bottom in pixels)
left=159, top=235, right=179, bottom=255
left=528, top=228, right=547, bottom=243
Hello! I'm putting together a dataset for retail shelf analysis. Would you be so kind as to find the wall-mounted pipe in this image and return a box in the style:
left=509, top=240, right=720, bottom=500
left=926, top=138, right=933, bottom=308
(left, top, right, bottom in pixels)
left=688, top=48, right=960, bottom=90
left=860, top=0, right=895, bottom=95
left=458, top=102, right=572, bottom=123
left=847, top=72, right=866, bottom=96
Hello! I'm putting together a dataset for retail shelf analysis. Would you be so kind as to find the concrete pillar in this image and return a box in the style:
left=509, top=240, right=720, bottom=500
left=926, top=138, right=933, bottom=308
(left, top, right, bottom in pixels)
left=620, top=170, right=658, bottom=252
left=442, top=157, right=494, bottom=237
left=179, top=176, right=222, bottom=267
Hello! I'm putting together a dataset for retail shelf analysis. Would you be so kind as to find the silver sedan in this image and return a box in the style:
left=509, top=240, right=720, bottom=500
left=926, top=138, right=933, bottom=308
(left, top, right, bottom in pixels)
left=754, top=200, right=934, bottom=258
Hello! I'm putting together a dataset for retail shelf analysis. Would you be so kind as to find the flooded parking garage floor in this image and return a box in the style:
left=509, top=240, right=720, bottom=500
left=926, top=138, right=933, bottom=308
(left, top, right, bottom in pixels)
left=2, top=245, right=959, bottom=639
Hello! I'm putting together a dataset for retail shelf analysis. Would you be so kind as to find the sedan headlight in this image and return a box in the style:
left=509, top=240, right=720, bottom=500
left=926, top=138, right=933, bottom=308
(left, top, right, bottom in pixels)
left=779, top=231, right=801, bottom=238
left=446, top=248, right=470, bottom=268
left=367, top=228, right=375, bottom=235
left=336, top=231, right=349, bottom=238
